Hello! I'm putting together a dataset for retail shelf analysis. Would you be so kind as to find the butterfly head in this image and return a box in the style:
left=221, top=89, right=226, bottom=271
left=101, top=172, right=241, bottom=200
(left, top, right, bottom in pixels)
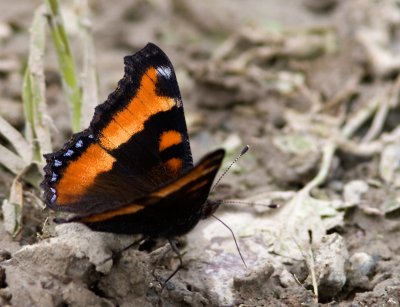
left=201, top=199, right=223, bottom=219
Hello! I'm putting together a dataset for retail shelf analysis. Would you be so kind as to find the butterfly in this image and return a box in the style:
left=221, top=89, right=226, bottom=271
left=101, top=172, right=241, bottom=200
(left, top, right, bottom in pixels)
left=41, top=43, right=225, bottom=241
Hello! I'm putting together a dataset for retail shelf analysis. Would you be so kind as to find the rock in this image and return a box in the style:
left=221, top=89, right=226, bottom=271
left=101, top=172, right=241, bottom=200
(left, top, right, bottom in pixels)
left=347, top=252, right=377, bottom=290
left=233, top=263, right=274, bottom=298
left=98, top=248, right=152, bottom=306
left=313, top=233, right=349, bottom=300
left=1, top=223, right=146, bottom=307
left=279, top=269, right=298, bottom=288
left=350, top=252, right=376, bottom=277
left=353, top=277, right=400, bottom=306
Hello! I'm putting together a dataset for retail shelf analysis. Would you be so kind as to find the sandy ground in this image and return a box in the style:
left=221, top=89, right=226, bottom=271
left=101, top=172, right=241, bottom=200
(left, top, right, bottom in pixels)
left=1, top=0, right=400, bottom=306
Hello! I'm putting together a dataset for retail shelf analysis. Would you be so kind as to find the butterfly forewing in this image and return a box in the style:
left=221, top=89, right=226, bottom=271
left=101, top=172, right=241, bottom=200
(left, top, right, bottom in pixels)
left=41, top=43, right=193, bottom=214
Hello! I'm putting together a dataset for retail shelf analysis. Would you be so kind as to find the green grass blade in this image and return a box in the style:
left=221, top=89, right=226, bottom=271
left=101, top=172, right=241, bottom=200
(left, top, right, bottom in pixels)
left=45, top=0, right=82, bottom=132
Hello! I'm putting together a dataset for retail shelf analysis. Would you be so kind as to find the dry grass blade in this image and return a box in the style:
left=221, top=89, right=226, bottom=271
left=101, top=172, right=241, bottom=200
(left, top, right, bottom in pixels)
left=22, top=4, right=52, bottom=162
left=0, top=115, right=32, bottom=163
left=362, top=87, right=390, bottom=143
left=362, top=76, right=400, bottom=143
left=341, top=90, right=382, bottom=138
left=0, top=144, right=27, bottom=175
left=1, top=177, right=24, bottom=236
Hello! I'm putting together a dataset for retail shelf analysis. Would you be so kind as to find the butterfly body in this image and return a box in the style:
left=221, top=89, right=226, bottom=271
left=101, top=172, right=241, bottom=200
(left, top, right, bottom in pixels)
left=41, top=43, right=224, bottom=239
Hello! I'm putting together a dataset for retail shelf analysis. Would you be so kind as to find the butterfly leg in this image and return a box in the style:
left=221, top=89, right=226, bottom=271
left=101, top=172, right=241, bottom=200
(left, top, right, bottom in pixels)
left=101, top=236, right=146, bottom=265
left=151, top=243, right=172, bottom=279
left=161, top=238, right=183, bottom=287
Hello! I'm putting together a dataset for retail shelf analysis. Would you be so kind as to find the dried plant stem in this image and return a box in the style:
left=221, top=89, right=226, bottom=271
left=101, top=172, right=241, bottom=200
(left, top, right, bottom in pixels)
left=362, top=94, right=389, bottom=143
left=302, top=142, right=335, bottom=194
left=308, top=244, right=318, bottom=299
left=341, top=92, right=382, bottom=139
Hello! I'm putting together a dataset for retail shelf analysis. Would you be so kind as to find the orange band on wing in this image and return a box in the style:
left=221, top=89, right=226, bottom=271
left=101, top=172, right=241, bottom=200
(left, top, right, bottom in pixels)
left=159, top=130, right=182, bottom=151
left=79, top=203, right=144, bottom=223
left=56, top=144, right=115, bottom=204
left=100, top=67, right=175, bottom=150
left=187, top=179, right=209, bottom=193
left=165, top=157, right=183, bottom=173
left=153, top=153, right=223, bottom=198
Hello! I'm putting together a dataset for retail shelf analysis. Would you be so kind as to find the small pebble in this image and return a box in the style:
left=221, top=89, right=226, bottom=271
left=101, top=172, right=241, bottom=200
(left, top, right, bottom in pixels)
left=349, top=252, right=376, bottom=277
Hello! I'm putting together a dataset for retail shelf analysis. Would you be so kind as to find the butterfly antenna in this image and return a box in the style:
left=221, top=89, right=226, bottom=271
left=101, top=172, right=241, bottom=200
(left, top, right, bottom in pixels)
left=211, top=145, right=250, bottom=193
left=212, top=214, right=247, bottom=268
left=221, top=199, right=279, bottom=209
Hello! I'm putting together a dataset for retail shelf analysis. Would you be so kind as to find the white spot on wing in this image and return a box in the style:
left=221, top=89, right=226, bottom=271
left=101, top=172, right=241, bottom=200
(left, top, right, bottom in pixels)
left=54, top=160, right=62, bottom=167
left=51, top=172, right=57, bottom=182
left=49, top=187, right=57, bottom=203
left=64, top=149, right=74, bottom=157
left=157, top=66, right=172, bottom=79
left=75, top=140, right=83, bottom=148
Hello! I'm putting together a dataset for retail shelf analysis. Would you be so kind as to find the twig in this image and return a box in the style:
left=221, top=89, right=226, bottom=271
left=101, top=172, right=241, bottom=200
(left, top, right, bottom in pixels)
left=362, top=87, right=390, bottom=143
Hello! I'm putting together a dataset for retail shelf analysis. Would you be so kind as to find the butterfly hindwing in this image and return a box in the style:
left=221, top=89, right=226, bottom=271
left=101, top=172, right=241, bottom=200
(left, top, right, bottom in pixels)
left=62, top=149, right=225, bottom=237
left=41, top=43, right=193, bottom=213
